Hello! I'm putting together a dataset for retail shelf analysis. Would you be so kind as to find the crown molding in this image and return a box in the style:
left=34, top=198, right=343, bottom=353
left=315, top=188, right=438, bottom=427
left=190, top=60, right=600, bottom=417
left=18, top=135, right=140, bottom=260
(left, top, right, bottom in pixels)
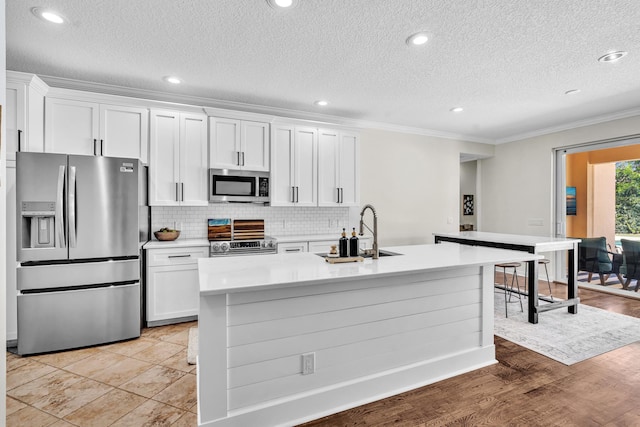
left=35, top=73, right=493, bottom=144
left=495, top=107, right=640, bottom=144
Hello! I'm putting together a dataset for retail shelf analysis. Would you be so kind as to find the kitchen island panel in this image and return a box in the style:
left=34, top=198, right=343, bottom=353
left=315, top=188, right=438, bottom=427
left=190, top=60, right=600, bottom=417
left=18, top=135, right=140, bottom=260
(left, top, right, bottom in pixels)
left=227, top=275, right=479, bottom=347
left=227, top=267, right=481, bottom=326
left=227, top=305, right=482, bottom=388
left=198, top=263, right=500, bottom=426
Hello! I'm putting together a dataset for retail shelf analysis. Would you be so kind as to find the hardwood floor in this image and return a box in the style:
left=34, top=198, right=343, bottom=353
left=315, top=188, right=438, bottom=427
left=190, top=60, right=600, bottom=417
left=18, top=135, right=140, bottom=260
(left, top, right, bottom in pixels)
left=300, top=282, right=640, bottom=427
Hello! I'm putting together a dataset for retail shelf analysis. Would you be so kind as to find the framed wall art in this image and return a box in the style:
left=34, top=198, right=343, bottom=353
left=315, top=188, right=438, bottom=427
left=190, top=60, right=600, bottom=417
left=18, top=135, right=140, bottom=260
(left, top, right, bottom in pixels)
left=462, top=194, right=474, bottom=216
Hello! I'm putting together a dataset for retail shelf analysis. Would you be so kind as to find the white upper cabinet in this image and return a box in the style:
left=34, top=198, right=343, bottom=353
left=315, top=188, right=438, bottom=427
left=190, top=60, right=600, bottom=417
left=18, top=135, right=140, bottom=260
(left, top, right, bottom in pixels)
left=6, top=72, right=48, bottom=162
left=180, top=113, right=209, bottom=206
left=149, top=109, right=208, bottom=206
left=209, top=117, right=269, bottom=171
left=318, top=129, right=360, bottom=207
left=271, top=124, right=317, bottom=206
left=45, top=97, right=99, bottom=156
left=45, top=94, right=149, bottom=162
left=99, top=104, right=149, bottom=162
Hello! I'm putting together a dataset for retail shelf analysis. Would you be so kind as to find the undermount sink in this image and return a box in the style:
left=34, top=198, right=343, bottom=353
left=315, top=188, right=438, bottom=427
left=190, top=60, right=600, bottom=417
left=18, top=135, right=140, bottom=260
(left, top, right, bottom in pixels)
left=361, top=249, right=402, bottom=258
left=316, top=250, right=402, bottom=259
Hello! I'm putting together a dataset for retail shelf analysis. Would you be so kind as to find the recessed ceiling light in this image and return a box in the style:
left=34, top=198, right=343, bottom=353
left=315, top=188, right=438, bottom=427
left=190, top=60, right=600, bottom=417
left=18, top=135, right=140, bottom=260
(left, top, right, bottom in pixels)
left=406, top=32, right=429, bottom=47
left=163, top=76, right=182, bottom=84
left=598, top=51, right=628, bottom=63
left=314, top=100, right=328, bottom=106
left=32, top=7, right=66, bottom=24
left=450, top=107, right=464, bottom=113
left=565, top=89, right=581, bottom=95
left=267, top=0, right=298, bottom=9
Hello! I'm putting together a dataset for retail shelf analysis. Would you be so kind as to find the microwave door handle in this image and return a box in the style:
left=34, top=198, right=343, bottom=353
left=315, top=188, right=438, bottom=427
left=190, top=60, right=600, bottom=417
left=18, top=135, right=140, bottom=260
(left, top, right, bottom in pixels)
left=68, top=166, right=77, bottom=248
left=55, top=165, right=66, bottom=248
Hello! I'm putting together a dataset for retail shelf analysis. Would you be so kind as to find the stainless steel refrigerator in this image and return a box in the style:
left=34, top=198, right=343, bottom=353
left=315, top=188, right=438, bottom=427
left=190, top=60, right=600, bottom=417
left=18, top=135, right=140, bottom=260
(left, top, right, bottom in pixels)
left=16, top=152, right=147, bottom=355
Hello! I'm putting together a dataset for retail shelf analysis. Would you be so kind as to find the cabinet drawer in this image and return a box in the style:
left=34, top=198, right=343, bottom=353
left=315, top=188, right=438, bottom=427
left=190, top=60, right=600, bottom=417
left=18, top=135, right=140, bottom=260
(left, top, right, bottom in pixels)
left=277, top=242, right=308, bottom=254
left=146, top=247, right=209, bottom=267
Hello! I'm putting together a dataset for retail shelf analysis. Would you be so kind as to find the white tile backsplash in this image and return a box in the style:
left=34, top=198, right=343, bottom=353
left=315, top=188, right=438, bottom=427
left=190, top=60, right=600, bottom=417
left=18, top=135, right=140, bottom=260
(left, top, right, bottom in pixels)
left=152, top=205, right=353, bottom=239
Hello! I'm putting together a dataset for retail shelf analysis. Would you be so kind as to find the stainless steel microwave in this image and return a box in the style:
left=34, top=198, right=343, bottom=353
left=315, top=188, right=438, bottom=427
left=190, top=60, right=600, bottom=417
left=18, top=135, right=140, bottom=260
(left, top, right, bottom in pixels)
left=209, top=169, right=270, bottom=203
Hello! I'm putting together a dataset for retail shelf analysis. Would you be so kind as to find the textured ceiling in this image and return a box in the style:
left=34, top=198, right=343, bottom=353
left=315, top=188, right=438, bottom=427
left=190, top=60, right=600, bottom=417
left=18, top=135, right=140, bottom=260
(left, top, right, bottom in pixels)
left=7, top=0, right=640, bottom=143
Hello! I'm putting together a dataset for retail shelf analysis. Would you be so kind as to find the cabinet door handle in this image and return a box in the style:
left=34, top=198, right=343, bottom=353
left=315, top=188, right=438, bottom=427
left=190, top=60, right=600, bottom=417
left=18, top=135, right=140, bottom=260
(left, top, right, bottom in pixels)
left=237, top=151, right=241, bottom=166
left=340, top=188, right=344, bottom=203
left=175, top=182, right=180, bottom=202
left=241, top=151, right=245, bottom=166
left=285, top=248, right=301, bottom=252
left=168, top=254, right=192, bottom=258
left=100, top=139, right=104, bottom=156
left=336, top=187, right=340, bottom=204
left=17, top=130, right=23, bottom=152
left=181, top=183, right=184, bottom=201
left=291, top=186, right=295, bottom=203
left=93, top=139, right=98, bottom=156
left=295, top=186, right=299, bottom=203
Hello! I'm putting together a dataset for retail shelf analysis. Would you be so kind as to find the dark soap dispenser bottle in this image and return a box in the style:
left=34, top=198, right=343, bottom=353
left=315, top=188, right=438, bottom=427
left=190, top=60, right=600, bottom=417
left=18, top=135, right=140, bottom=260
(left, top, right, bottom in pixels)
left=350, top=227, right=359, bottom=257
left=339, top=228, right=349, bottom=257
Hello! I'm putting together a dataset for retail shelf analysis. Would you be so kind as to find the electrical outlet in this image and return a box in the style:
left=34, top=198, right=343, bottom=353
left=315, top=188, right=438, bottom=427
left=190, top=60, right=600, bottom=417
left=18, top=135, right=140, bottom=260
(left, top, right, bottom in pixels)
left=301, top=352, right=315, bottom=375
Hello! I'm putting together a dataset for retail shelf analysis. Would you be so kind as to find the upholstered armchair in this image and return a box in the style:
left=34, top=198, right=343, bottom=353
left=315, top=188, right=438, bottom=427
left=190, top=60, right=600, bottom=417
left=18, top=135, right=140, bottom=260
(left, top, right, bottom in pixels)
left=577, top=237, right=625, bottom=286
left=620, top=239, right=640, bottom=291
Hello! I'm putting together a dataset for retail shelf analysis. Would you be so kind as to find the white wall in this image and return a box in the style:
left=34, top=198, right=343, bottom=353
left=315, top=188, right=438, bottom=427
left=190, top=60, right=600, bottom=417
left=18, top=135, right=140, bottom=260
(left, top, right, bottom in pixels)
left=1, top=0, right=8, bottom=417
left=359, top=129, right=492, bottom=246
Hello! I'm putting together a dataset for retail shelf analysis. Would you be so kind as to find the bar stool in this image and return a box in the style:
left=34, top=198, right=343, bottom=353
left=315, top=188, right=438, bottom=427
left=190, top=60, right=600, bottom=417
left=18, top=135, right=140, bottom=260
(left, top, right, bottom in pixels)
left=523, top=259, right=554, bottom=301
left=539, top=258, right=554, bottom=301
left=495, top=262, right=523, bottom=317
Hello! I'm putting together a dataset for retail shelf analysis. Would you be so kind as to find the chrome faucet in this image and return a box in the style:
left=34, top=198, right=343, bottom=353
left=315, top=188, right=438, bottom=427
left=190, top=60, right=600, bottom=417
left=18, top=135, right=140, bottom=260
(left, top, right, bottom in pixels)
left=359, top=204, right=379, bottom=259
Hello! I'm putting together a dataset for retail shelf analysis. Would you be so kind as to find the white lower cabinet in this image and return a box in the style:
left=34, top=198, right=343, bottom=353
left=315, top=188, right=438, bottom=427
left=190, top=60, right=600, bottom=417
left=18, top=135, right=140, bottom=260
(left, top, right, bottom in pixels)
left=277, top=242, right=308, bottom=254
left=145, top=246, right=208, bottom=326
left=278, top=237, right=373, bottom=255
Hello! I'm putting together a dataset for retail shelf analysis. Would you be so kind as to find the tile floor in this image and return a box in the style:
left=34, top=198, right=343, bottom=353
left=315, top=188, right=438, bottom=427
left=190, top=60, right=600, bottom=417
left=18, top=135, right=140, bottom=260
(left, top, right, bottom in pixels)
left=6, top=321, right=198, bottom=427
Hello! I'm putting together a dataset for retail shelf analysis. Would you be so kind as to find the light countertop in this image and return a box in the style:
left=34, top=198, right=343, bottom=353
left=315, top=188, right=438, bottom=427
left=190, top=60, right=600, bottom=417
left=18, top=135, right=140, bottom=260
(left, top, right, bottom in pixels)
left=144, top=238, right=209, bottom=249
left=433, top=231, right=581, bottom=251
left=198, top=243, right=541, bottom=296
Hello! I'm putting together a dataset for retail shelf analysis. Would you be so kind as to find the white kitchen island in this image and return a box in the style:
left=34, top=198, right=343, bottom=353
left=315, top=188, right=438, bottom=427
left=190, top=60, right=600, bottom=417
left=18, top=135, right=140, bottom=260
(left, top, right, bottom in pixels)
left=196, top=243, right=540, bottom=427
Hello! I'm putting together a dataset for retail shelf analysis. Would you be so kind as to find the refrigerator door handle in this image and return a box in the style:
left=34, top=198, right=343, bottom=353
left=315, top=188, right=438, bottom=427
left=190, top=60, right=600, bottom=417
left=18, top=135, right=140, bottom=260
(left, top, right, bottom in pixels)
left=56, top=165, right=66, bottom=248
left=69, top=166, right=77, bottom=248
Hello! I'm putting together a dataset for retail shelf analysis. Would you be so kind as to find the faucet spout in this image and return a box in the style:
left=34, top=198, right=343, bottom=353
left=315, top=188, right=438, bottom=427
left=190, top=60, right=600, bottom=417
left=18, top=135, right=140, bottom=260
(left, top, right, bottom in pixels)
left=359, top=204, right=379, bottom=259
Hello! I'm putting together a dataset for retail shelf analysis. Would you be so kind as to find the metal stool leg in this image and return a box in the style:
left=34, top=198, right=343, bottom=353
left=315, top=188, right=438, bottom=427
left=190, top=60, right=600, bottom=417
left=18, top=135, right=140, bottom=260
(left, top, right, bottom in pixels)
left=502, top=266, right=508, bottom=317
left=543, top=261, right=553, bottom=301
left=509, top=267, right=523, bottom=312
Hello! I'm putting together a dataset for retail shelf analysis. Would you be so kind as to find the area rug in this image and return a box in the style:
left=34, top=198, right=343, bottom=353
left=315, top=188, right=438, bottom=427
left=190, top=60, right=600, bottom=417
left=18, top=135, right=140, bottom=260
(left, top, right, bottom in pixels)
left=187, top=327, right=198, bottom=365
left=493, top=292, right=640, bottom=365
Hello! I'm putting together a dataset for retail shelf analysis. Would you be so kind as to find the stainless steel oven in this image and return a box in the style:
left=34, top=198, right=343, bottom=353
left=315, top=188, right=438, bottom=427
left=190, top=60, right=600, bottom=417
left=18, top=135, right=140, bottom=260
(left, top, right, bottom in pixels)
left=208, top=218, right=277, bottom=256
left=209, top=169, right=269, bottom=204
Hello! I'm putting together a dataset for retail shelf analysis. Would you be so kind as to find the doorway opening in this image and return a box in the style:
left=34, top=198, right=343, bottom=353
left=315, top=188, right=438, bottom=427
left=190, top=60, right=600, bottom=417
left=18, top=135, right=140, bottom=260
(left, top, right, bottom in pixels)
left=555, top=136, right=640, bottom=298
